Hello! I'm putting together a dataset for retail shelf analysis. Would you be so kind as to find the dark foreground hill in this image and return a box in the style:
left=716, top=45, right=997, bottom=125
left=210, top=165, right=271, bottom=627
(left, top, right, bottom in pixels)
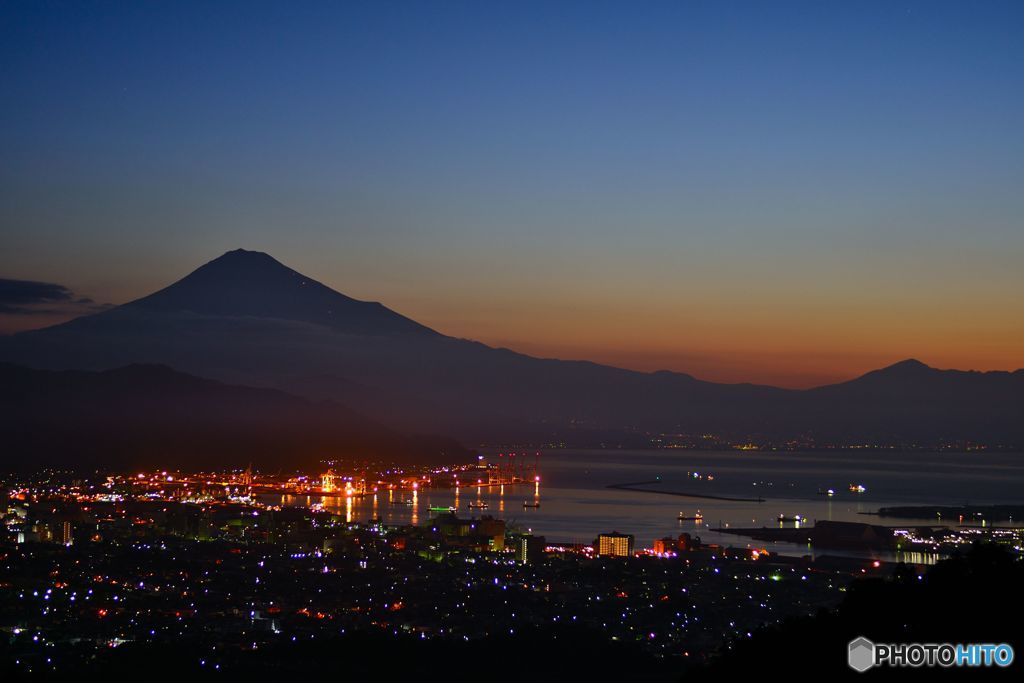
left=0, top=363, right=469, bottom=471
left=2, top=249, right=1022, bottom=446
left=690, top=544, right=1024, bottom=680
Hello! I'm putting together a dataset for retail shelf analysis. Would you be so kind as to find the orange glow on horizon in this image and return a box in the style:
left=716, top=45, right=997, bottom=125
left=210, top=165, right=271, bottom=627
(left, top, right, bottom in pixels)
left=6, top=246, right=1021, bottom=389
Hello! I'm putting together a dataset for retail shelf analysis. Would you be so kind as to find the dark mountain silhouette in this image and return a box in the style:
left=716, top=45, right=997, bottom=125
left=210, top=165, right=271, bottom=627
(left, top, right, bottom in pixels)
left=790, top=359, right=1024, bottom=444
left=0, top=363, right=469, bottom=471
left=1, top=249, right=1021, bottom=447
left=121, top=248, right=436, bottom=336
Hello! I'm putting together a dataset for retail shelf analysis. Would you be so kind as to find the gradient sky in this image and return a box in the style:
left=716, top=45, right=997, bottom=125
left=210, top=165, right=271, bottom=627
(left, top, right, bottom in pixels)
left=1, top=1, right=1022, bottom=387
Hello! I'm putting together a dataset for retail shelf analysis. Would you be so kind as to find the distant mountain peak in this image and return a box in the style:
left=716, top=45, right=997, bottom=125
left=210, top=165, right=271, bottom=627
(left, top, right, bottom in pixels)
left=211, top=247, right=278, bottom=262
left=853, top=358, right=935, bottom=383
left=884, top=358, right=931, bottom=372
left=192, top=248, right=292, bottom=275
left=117, top=250, right=437, bottom=336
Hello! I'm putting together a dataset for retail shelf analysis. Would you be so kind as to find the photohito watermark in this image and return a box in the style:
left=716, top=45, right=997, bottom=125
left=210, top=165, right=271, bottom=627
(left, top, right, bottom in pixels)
left=848, top=637, right=1014, bottom=672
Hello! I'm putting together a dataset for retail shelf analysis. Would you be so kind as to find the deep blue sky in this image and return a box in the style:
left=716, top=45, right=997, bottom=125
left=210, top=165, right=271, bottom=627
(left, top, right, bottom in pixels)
left=2, top=1, right=1022, bottom=386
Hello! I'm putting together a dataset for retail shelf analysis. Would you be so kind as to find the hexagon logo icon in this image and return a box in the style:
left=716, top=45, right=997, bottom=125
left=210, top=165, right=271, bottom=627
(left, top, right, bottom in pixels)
left=848, top=637, right=875, bottom=672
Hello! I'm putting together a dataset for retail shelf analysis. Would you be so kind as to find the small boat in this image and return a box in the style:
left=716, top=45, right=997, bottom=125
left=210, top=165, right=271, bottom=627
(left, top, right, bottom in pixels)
left=522, top=501, right=540, bottom=509
left=677, top=511, right=704, bottom=521
left=778, top=514, right=803, bottom=523
left=429, top=505, right=457, bottom=513
left=849, top=484, right=867, bottom=494
left=391, top=499, right=414, bottom=506
left=817, top=488, right=835, bottom=497
left=468, top=502, right=488, bottom=510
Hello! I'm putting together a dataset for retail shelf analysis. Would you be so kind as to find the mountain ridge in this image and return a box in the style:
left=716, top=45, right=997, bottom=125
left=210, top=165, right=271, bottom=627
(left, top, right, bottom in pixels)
left=1, top=249, right=1021, bottom=447
left=0, top=361, right=470, bottom=470
left=115, top=248, right=437, bottom=337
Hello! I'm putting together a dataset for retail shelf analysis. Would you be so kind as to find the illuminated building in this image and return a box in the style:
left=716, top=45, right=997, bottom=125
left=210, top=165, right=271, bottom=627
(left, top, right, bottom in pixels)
left=61, top=520, right=73, bottom=546
left=430, top=513, right=507, bottom=552
left=596, top=531, right=634, bottom=557
left=516, top=534, right=546, bottom=563
left=652, top=536, right=676, bottom=555
left=477, top=516, right=506, bottom=551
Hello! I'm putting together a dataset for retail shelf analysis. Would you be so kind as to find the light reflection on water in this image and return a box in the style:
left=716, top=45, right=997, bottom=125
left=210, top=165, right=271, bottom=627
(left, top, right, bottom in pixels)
left=265, top=449, right=1024, bottom=563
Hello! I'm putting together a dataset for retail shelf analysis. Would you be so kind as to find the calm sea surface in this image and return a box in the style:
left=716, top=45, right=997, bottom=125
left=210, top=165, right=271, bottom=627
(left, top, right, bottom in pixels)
left=268, top=449, right=1024, bottom=561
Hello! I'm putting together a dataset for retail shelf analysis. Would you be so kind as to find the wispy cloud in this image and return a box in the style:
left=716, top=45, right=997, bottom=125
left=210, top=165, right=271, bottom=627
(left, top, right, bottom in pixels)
left=0, top=278, right=112, bottom=316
